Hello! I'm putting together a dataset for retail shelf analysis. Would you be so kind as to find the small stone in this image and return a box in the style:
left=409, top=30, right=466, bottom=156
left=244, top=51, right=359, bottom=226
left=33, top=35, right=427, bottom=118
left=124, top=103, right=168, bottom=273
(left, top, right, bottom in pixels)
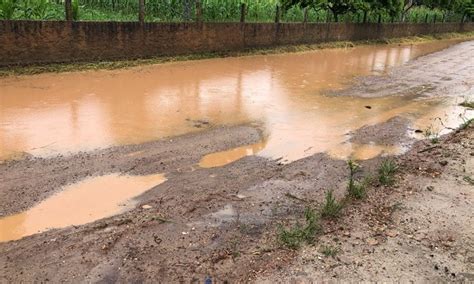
left=142, top=205, right=152, bottom=209
left=366, top=238, right=379, bottom=246
left=439, top=161, right=448, bottom=166
left=385, top=229, right=399, bottom=237
left=427, top=186, right=434, bottom=191
left=365, top=106, right=372, bottom=109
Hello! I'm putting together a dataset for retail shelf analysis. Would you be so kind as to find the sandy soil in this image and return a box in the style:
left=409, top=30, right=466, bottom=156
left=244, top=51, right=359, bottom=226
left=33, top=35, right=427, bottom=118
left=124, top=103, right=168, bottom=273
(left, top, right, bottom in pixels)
left=259, top=125, right=474, bottom=283
left=1, top=41, right=473, bottom=283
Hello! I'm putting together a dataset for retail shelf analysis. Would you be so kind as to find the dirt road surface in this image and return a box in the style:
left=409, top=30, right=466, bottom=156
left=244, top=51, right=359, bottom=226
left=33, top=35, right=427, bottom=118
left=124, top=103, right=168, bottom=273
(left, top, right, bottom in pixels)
left=1, top=41, right=473, bottom=282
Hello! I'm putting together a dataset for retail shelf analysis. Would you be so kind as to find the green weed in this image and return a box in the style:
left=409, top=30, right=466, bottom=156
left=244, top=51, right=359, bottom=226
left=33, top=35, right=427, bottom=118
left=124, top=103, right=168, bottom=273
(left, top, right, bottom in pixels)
left=320, top=245, right=339, bottom=257
left=378, top=159, right=398, bottom=186
left=321, top=190, right=343, bottom=219
left=347, top=160, right=367, bottom=199
left=278, top=207, right=321, bottom=249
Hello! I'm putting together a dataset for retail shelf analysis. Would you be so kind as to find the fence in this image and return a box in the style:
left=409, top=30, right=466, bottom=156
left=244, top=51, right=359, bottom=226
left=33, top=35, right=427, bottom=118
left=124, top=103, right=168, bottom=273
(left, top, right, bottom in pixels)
left=1, top=20, right=473, bottom=67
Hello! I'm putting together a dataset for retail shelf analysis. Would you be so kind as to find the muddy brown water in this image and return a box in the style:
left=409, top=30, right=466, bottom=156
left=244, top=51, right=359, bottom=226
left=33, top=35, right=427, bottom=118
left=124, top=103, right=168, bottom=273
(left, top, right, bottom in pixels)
left=0, top=173, right=166, bottom=242
left=0, top=39, right=468, bottom=164
left=0, top=39, right=471, bottom=242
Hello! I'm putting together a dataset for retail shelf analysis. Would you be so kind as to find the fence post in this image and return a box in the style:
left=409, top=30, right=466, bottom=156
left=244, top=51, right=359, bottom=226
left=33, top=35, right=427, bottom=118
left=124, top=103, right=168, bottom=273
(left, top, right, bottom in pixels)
left=65, top=0, right=72, bottom=21
left=425, top=14, right=429, bottom=23
left=138, top=0, right=145, bottom=24
left=275, top=5, right=280, bottom=23
left=303, top=7, right=309, bottom=24
left=196, top=0, right=202, bottom=22
left=377, top=14, right=382, bottom=24
left=240, top=3, right=246, bottom=23
left=433, top=14, right=436, bottom=23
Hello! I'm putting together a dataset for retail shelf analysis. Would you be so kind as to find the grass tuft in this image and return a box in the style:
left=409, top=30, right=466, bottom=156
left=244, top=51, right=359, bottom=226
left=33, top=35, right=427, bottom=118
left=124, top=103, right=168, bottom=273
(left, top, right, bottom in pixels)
left=278, top=207, right=321, bottom=250
left=378, top=159, right=398, bottom=186
left=347, top=160, right=367, bottom=199
left=321, top=190, right=343, bottom=219
left=320, top=245, right=340, bottom=257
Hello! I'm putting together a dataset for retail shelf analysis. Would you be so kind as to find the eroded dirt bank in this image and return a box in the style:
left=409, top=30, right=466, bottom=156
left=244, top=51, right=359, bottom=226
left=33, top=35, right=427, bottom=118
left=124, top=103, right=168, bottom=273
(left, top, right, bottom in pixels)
left=0, top=41, right=473, bottom=282
left=259, top=124, right=474, bottom=283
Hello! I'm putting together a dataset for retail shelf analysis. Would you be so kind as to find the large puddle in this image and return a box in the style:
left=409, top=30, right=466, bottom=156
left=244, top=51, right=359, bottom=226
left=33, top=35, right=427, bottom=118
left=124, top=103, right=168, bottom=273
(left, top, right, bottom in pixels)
left=0, top=39, right=469, bottom=163
left=0, top=173, right=166, bottom=242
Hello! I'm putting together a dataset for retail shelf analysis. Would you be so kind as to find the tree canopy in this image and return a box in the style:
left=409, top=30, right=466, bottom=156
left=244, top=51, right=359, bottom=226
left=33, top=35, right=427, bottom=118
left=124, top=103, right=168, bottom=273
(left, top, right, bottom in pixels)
left=281, top=0, right=473, bottom=21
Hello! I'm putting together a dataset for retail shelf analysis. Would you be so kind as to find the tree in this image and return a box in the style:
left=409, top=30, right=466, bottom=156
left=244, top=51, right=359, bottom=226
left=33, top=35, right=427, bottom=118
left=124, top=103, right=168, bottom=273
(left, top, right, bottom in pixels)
left=327, top=0, right=356, bottom=22
left=400, top=0, right=423, bottom=21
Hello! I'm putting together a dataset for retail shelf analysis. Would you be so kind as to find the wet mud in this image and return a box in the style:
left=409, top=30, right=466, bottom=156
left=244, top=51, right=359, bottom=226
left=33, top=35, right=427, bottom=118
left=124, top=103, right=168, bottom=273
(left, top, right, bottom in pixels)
left=0, top=40, right=473, bottom=282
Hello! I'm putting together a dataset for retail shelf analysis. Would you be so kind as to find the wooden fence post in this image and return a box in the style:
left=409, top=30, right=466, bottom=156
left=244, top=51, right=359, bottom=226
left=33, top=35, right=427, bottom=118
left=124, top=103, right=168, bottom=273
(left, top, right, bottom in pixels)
left=196, top=0, right=202, bottom=22
left=275, top=5, right=280, bottom=23
left=65, top=0, right=72, bottom=21
left=425, top=14, right=429, bottom=23
left=240, top=3, right=246, bottom=23
left=138, top=0, right=145, bottom=24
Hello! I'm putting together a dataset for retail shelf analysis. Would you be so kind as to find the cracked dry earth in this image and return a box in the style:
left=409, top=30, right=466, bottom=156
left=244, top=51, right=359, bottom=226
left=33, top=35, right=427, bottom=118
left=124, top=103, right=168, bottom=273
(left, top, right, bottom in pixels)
left=1, top=40, right=474, bottom=283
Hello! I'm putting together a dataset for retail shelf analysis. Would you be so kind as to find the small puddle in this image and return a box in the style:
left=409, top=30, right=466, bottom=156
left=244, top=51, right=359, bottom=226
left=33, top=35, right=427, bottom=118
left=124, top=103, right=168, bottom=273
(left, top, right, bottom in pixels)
left=199, top=141, right=266, bottom=168
left=0, top=173, right=166, bottom=242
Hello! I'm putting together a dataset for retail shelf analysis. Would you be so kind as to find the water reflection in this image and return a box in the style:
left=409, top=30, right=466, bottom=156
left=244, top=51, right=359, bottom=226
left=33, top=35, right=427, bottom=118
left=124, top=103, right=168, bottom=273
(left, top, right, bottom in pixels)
left=0, top=173, right=166, bottom=242
left=0, top=40, right=467, bottom=162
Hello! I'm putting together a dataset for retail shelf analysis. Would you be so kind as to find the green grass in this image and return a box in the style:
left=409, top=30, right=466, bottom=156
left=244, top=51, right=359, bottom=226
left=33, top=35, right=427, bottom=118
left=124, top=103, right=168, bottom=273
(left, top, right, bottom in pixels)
left=320, top=190, right=343, bottom=219
left=423, top=124, right=441, bottom=144
left=347, top=160, right=367, bottom=199
left=459, top=118, right=473, bottom=130
left=348, top=179, right=367, bottom=199
left=320, top=245, right=339, bottom=257
left=278, top=207, right=321, bottom=250
left=378, top=159, right=398, bottom=186
left=1, top=0, right=462, bottom=23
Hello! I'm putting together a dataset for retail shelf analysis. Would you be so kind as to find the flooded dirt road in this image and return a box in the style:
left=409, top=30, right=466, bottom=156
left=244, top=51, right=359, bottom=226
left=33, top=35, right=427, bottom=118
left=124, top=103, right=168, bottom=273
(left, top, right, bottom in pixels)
left=0, top=39, right=473, bottom=282
left=0, top=39, right=469, bottom=163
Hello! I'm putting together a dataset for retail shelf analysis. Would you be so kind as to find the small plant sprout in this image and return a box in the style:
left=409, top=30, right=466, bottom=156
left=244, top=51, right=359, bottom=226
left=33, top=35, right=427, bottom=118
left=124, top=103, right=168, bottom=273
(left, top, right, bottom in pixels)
left=278, top=207, right=321, bottom=250
left=378, top=159, right=398, bottom=186
left=423, top=124, right=441, bottom=144
left=320, top=245, right=340, bottom=257
left=458, top=113, right=473, bottom=130
left=321, top=190, right=343, bottom=219
left=347, top=160, right=366, bottom=199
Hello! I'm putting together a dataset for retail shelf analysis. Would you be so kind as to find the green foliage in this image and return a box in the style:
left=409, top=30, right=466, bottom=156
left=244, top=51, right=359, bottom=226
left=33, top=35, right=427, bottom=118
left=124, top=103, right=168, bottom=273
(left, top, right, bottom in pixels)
left=347, top=160, right=367, bottom=199
left=1, top=0, right=468, bottom=22
left=378, top=159, right=398, bottom=186
left=321, top=190, right=343, bottom=218
left=423, top=124, right=440, bottom=144
left=278, top=207, right=321, bottom=249
left=0, top=0, right=17, bottom=19
left=72, top=0, right=79, bottom=20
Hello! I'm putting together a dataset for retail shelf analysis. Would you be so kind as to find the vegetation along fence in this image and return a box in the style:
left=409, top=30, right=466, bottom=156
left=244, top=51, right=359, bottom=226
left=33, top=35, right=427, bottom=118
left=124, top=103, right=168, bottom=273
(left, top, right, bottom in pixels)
left=0, top=0, right=473, bottom=23
left=1, top=0, right=473, bottom=66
